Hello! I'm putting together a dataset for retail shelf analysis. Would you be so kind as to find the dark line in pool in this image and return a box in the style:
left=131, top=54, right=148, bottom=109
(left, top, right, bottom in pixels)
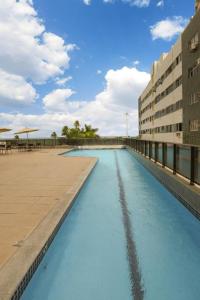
left=114, top=151, right=144, bottom=300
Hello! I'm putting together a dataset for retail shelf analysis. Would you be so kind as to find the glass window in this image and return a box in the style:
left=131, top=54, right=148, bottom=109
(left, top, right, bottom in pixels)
left=190, top=120, right=200, bottom=131
left=176, top=146, right=191, bottom=179
left=194, top=148, right=200, bottom=184
left=166, top=144, right=174, bottom=169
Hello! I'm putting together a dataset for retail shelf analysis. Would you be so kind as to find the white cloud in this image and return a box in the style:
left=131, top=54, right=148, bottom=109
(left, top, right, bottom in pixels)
left=2, top=66, right=150, bottom=137
left=133, top=60, right=140, bottom=65
left=128, top=0, right=150, bottom=7
left=96, top=67, right=150, bottom=108
left=0, top=1, right=76, bottom=83
left=43, top=89, right=75, bottom=112
left=0, top=68, right=37, bottom=106
left=55, top=76, right=72, bottom=86
left=97, top=70, right=102, bottom=75
left=103, top=0, right=114, bottom=3
left=157, top=0, right=164, bottom=7
left=83, top=0, right=91, bottom=5
left=0, top=0, right=76, bottom=107
left=85, top=0, right=150, bottom=7
left=150, top=16, right=188, bottom=41
left=0, top=112, right=75, bottom=138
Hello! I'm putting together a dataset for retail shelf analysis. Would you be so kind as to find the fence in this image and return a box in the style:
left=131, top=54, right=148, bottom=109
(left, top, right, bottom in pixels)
left=1, top=137, right=124, bottom=148
left=1, top=136, right=200, bottom=186
left=123, top=138, right=200, bottom=186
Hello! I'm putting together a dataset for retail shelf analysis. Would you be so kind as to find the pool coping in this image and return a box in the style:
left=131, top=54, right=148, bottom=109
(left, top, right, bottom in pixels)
left=57, top=145, right=125, bottom=156
left=0, top=152, right=98, bottom=300
left=127, top=146, right=200, bottom=220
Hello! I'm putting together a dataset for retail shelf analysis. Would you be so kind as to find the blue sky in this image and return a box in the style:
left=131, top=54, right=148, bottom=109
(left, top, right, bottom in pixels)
left=0, top=0, right=194, bottom=137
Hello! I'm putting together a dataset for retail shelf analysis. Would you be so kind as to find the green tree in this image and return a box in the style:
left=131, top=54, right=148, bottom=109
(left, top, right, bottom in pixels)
left=72, top=120, right=81, bottom=138
left=61, top=122, right=99, bottom=138
left=62, top=126, right=70, bottom=138
left=84, top=124, right=99, bottom=138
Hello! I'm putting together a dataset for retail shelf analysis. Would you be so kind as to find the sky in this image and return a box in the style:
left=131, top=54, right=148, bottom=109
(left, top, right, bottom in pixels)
left=0, top=0, right=194, bottom=138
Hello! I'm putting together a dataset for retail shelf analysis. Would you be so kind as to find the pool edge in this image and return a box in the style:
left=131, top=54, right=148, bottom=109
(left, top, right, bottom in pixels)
left=127, top=146, right=200, bottom=220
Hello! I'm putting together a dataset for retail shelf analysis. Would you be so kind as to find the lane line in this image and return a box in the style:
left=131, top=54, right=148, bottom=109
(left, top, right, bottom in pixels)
left=114, top=151, right=144, bottom=300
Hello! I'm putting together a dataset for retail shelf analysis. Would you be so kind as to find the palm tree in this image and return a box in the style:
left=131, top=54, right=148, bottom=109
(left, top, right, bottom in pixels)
left=84, top=124, right=99, bottom=138
left=61, top=122, right=99, bottom=138
left=51, top=131, right=57, bottom=147
left=51, top=132, right=57, bottom=139
left=62, top=126, right=70, bottom=138
left=74, top=120, right=80, bottom=130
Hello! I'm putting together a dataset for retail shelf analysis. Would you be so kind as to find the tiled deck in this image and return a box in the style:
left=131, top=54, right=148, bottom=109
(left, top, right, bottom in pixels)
left=0, top=149, right=97, bottom=299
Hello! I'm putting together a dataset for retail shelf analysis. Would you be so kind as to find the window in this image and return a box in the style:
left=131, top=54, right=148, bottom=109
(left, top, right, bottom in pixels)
left=189, top=33, right=199, bottom=51
left=188, top=65, right=198, bottom=78
left=190, top=120, right=200, bottom=131
left=175, top=77, right=182, bottom=88
left=189, top=92, right=200, bottom=105
left=177, top=123, right=182, bottom=132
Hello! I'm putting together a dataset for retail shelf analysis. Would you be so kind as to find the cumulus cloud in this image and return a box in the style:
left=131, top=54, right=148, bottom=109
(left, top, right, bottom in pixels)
left=0, top=0, right=76, bottom=83
left=150, top=16, right=188, bottom=41
left=2, top=66, right=150, bottom=137
left=43, top=88, right=87, bottom=113
left=0, top=69, right=37, bottom=106
left=0, top=0, right=75, bottom=106
left=96, top=67, right=150, bottom=108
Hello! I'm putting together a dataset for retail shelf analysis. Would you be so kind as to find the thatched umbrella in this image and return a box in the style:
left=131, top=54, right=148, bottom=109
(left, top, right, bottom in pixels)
left=0, top=128, right=12, bottom=133
left=15, top=128, right=39, bottom=147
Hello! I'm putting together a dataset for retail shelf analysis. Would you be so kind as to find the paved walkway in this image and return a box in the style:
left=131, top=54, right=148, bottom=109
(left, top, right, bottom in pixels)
left=0, top=149, right=95, bottom=271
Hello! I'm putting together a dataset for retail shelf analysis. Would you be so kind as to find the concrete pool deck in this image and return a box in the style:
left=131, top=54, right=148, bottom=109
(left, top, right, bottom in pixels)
left=0, top=148, right=97, bottom=299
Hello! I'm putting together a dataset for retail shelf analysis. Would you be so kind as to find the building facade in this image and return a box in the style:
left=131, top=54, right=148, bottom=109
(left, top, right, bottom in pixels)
left=139, top=1, right=200, bottom=145
left=182, top=7, right=200, bottom=146
left=139, top=38, right=183, bottom=144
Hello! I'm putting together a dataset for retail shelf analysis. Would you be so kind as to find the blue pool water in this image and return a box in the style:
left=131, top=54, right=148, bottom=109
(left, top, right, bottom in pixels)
left=22, top=149, right=200, bottom=300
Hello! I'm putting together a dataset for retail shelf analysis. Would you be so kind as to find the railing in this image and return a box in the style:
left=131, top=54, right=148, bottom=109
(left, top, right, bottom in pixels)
left=1, top=137, right=124, bottom=148
left=64, top=137, right=123, bottom=146
left=2, top=136, right=199, bottom=186
left=123, top=138, right=200, bottom=186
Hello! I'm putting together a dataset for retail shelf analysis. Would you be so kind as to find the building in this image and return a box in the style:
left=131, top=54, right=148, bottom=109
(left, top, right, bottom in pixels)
left=182, top=3, right=200, bottom=146
left=195, top=0, right=200, bottom=12
left=139, top=0, right=200, bottom=145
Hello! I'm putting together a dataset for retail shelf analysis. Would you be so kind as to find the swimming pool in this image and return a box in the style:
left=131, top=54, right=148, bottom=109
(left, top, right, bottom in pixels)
left=21, top=149, right=200, bottom=300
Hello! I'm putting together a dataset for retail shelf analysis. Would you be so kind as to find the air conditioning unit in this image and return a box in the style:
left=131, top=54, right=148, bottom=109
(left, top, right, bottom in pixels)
left=176, top=133, right=181, bottom=137
left=197, top=57, right=200, bottom=65
left=190, top=42, right=198, bottom=51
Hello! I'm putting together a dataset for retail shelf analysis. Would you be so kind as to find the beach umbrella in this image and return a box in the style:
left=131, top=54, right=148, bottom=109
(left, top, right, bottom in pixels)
left=0, top=128, right=12, bottom=133
left=15, top=128, right=39, bottom=143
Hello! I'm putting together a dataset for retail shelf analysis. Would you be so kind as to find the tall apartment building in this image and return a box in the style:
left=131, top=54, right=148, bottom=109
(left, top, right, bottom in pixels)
left=182, top=3, right=200, bottom=145
left=139, top=1, right=200, bottom=146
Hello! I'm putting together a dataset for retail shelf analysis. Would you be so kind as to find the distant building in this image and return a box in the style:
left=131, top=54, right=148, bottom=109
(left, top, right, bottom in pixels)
left=138, top=1, right=200, bottom=146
